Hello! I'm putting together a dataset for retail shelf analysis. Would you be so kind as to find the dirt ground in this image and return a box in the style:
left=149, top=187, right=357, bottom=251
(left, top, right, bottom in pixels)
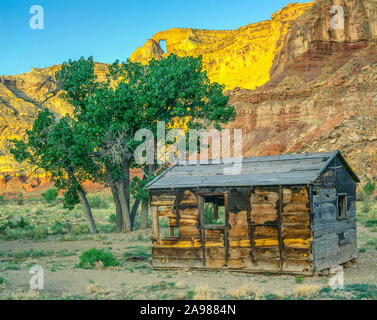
left=0, top=223, right=376, bottom=300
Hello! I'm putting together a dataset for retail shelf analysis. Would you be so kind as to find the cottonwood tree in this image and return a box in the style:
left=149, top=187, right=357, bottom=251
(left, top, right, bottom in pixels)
left=54, top=54, right=236, bottom=232
left=9, top=109, right=98, bottom=234
left=108, top=54, right=236, bottom=228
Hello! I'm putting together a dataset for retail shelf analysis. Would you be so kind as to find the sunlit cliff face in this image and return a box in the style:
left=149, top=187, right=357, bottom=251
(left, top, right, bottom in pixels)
left=130, top=3, right=314, bottom=90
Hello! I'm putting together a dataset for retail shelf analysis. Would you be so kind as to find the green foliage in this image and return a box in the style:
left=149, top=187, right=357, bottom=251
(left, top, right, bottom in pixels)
left=319, top=284, right=377, bottom=300
left=63, top=186, right=81, bottom=211
left=0, top=277, right=4, bottom=285
left=27, top=226, right=49, bottom=240
left=295, top=276, right=304, bottom=284
left=89, top=195, right=109, bottom=209
left=124, top=247, right=152, bottom=260
left=0, top=195, right=4, bottom=205
left=11, top=54, right=236, bottom=234
left=108, top=214, right=116, bottom=224
left=76, top=248, right=119, bottom=269
left=8, top=249, right=54, bottom=260
left=129, top=177, right=151, bottom=202
left=0, top=216, right=29, bottom=233
left=265, top=294, right=278, bottom=300
left=359, top=247, right=366, bottom=253
left=365, top=219, right=377, bottom=228
left=42, top=188, right=59, bottom=203
left=71, top=224, right=90, bottom=235
left=17, top=193, right=24, bottom=206
left=204, top=203, right=225, bottom=225
left=1, top=225, right=48, bottom=241
left=186, top=290, right=195, bottom=300
left=51, top=221, right=72, bottom=235
left=363, top=177, right=376, bottom=197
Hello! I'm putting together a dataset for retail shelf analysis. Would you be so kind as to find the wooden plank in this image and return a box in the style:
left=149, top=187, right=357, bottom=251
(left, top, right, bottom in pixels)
left=151, top=205, right=159, bottom=241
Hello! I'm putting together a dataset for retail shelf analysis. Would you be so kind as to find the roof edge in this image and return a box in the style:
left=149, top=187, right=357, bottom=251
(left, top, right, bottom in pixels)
left=314, top=150, right=360, bottom=183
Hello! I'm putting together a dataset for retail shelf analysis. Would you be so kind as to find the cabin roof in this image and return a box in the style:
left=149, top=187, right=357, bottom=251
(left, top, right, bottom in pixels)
left=146, top=150, right=360, bottom=190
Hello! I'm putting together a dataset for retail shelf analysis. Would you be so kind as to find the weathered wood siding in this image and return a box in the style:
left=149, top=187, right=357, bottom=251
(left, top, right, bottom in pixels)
left=151, top=185, right=314, bottom=274
left=281, top=186, right=313, bottom=273
left=312, top=157, right=357, bottom=271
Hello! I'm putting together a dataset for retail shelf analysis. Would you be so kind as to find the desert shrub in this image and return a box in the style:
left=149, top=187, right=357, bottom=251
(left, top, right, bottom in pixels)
left=365, top=219, right=377, bottom=228
left=363, top=177, right=376, bottom=197
left=17, top=193, right=24, bottom=206
left=361, top=200, right=372, bottom=213
left=34, top=209, right=45, bottom=215
left=51, top=222, right=72, bottom=235
left=295, top=276, right=304, bottom=284
left=1, top=223, right=48, bottom=241
left=366, top=238, right=377, bottom=246
left=71, top=224, right=90, bottom=235
left=2, top=228, right=25, bottom=240
left=89, top=195, right=109, bottom=209
left=26, top=226, right=48, bottom=240
left=77, top=248, right=119, bottom=269
left=98, top=224, right=115, bottom=234
left=8, top=249, right=54, bottom=259
left=0, top=216, right=30, bottom=233
left=108, top=214, right=116, bottom=223
left=41, top=188, right=59, bottom=203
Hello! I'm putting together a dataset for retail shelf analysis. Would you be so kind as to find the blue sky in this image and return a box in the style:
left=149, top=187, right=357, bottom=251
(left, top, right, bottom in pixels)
left=0, top=0, right=311, bottom=75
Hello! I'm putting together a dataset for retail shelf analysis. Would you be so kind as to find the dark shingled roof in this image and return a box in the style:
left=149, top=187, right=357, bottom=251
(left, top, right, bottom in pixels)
left=146, top=150, right=359, bottom=190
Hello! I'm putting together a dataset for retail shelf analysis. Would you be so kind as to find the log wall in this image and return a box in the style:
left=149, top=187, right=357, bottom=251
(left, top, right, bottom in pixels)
left=151, top=185, right=314, bottom=274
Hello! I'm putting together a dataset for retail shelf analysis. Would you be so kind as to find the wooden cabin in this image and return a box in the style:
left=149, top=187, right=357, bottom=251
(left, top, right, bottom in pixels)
left=146, top=151, right=359, bottom=275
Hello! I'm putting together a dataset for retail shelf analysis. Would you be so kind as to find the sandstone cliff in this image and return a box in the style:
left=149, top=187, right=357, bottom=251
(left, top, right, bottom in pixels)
left=226, top=0, right=377, bottom=181
left=131, top=2, right=314, bottom=90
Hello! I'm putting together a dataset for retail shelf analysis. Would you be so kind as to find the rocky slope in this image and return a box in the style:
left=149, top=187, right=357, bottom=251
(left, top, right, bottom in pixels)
left=0, top=63, right=109, bottom=193
left=225, top=0, right=377, bottom=181
left=1, top=0, right=377, bottom=193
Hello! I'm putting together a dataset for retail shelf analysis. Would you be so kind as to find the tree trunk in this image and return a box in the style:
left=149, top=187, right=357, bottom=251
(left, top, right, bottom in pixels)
left=130, top=199, right=141, bottom=230
left=77, top=188, right=98, bottom=234
left=119, top=158, right=133, bottom=232
left=140, top=199, right=149, bottom=229
left=118, top=179, right=132, bottom=233
left=65, top=166, right=98, bottom=234
left=107, top=172, right=123, bottom=233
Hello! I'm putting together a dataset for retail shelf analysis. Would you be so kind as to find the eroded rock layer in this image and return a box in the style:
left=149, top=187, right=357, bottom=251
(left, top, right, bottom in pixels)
left=131, top=2, right=314, bottom=90
left=225, top=0, right=377, bottom=181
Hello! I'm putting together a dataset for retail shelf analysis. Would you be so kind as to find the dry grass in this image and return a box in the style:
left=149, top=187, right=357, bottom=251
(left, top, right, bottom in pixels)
left=295, top=284, right=322, bottom=297
left=175, top=281, right=187, bottom=289
left=193, top=284, right=217, bottom=300
left=94, top=261, right=104, bottom=270
left=85, top=281, right=107, bottom=295
left=227, top=284, right=258, bottom=299
left=10, top=289, right=40, bottom=300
